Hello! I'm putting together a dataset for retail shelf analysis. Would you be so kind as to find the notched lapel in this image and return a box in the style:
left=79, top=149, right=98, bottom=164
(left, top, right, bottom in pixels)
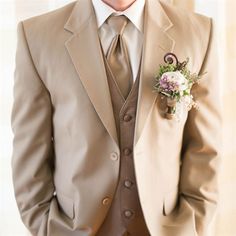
left=62, top=0, right=177, bottom=149
left=134, top=0, right=176, bottom=147
left=64, top=0, right=119, bottom=148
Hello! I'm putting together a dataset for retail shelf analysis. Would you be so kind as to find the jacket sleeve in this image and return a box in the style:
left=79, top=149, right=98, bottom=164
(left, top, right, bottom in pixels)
left=179, top=18, right=222, bottom=236
left=11, top=20, right=55, bottom=236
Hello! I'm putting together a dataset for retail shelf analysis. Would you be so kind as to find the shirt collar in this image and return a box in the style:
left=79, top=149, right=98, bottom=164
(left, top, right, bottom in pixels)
left=91, top=0, right=145, bottom=32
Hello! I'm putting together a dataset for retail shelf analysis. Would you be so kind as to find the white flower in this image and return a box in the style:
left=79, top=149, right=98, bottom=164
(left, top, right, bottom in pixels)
left=161, top=71, right=188, bottom=91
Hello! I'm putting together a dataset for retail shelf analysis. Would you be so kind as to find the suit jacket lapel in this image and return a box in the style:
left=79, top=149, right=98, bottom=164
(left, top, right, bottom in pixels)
left=64, top=0, right=119, bottom=148
left=63, top=0, right=176, bottom=149
left=134, top=0, right=176, bottom=147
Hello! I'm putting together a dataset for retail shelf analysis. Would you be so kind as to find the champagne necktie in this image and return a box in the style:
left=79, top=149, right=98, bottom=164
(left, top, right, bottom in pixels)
left=106, top=15, right=133, bottom=99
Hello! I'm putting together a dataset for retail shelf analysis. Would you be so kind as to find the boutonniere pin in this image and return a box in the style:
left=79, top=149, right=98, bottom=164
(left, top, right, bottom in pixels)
left=154, top=53, right=202, bottom=120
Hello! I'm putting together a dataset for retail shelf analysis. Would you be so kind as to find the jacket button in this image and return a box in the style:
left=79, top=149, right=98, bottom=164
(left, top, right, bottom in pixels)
left=102, top=197, right=110, bottom=205
left=123, top=114, right=132, bottom=122
left=110, top=152, right=119, bottom=161
left=123, top=148, right=132, bottom=156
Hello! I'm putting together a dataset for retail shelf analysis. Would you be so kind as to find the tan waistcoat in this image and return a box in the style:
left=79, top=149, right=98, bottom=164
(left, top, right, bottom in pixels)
left=96, top=50, right=150, bottom=236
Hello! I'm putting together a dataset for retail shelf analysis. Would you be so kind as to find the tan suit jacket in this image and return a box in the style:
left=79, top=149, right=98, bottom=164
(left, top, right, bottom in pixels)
left=11, top=0, right=221, bottom=235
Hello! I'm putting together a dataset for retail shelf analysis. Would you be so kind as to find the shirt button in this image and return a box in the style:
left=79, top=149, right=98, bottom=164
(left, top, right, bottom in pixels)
left=123, top=148, right=132, bottom=156
left=124, top=210, right=133, bottom=218
left=124, top=179, right=133, bottom=188
left=110, top=152, right=119, bottom=161
left=102, top=197, right=110, bottom=205
left=123, top=114, right=132, bottom=122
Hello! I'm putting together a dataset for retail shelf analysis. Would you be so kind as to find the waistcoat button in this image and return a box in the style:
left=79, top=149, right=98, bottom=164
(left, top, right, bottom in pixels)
left=124, top=179, right=133, bottom=188
left=123, top=148, right=132, bottom=155
left=124, top=210, right=133, bottom=218
left=123, top=114, right=132, bottom=122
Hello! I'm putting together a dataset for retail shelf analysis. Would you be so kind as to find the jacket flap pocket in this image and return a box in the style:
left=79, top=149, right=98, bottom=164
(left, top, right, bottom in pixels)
left=56, top=191, right=75, bottom=219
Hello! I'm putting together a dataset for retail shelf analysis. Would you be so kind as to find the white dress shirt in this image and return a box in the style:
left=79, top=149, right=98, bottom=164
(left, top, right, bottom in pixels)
left=91, top=0, right=145, bottom=82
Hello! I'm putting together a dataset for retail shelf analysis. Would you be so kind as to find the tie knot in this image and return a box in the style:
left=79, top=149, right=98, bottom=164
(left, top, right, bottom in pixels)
left=107, top=15, right=128, bottom=36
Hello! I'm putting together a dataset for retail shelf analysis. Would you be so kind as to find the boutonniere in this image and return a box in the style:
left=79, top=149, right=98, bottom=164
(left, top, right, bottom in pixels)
left=154, top=53, right=202, bottom=120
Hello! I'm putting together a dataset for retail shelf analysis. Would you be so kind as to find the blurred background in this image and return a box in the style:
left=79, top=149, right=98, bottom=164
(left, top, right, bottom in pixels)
left=0, top=0, right=235, bottom=235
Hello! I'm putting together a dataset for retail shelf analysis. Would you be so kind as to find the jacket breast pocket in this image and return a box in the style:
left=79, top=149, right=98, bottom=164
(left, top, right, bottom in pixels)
left=162, top=185, right=179, bottom=216
left=56, top=191, right=75, bottom=220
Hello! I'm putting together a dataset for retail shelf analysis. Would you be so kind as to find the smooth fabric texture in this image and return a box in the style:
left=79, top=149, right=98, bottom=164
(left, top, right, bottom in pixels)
left=11, top=0, right=221, bottom=235
left=96, top=42, right=150, bottom=236
left=91, top=0, right=144, bottom=82
left=106, top=15, right=133, bottom=99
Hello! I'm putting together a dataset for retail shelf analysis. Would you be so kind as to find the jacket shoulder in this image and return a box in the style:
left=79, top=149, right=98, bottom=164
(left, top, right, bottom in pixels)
left=159, top=0, right=212, bottom=31
left=19, top=0, right=77, bottom=35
